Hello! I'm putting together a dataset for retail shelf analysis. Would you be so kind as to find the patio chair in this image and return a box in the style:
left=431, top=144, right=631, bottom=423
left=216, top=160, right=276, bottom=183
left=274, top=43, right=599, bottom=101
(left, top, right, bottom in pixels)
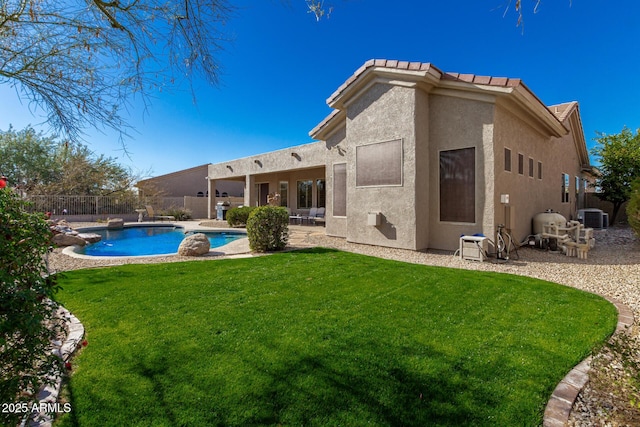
left=314, top=207, right=326, bottom=226
left=303, top=207, right=318, bottom=225
left=145, top=205, right=175, bottom=222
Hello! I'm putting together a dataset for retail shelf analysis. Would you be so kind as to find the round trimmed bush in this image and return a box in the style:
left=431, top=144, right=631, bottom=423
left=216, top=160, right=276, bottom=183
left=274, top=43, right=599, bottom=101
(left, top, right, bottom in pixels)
left=246, top=206, right=289, bottom=252
left=226, top=206, right=255, bottom=227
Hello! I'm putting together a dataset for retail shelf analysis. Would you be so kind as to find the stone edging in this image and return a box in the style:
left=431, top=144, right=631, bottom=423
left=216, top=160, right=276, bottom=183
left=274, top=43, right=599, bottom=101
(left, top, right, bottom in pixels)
left=23, top=306, right=85, bottom=427
left=543, top=297, right=634, bottom=427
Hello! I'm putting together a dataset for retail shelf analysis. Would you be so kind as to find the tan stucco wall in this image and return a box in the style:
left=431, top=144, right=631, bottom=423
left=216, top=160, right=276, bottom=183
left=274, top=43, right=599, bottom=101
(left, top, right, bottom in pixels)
left=427, top=94, right=496, bottom=251
left=139, top=165, right=244, bottom=198
left=493, top=104, right=584, bottom=244
left=343, top=83, right=419, bottom=250
left=414, top=89, right=431, bottom=249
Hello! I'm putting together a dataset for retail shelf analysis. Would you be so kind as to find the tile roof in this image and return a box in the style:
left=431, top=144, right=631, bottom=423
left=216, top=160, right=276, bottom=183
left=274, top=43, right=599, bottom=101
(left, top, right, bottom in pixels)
left=327, top=59, right=441, bottom=106
left=314, top=59, right=569, bottom=140
left=443, top=72, right=522, bottom=88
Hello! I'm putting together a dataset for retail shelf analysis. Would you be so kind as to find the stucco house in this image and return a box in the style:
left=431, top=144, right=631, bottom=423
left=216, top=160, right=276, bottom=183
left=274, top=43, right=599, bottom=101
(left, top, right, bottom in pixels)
left=206, top=59, right=595, bottom=251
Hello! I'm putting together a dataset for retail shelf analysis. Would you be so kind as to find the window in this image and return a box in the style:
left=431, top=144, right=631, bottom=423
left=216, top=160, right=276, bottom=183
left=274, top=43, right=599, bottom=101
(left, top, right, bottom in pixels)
left=537, top=161, right=543, bottom=180
left=575, top=176, right=580, bottom=195
left=297, top=180, right=312, bottom=209
left=561, top=173, right=570, bottom=203
left=356, top=139, right=402, bottom=187
left=518, top=153, right=524, bottom=175
left=333, top=164, right=347, bottom=217
left=440, top=147, right=475, bottom=223
left=504, top=148, right=512, bottom=172
left=528, top=157, right=534, bottom=178
left=279, top=181, right=288, bottom=207
left=316, top=179, right=326, bottom=208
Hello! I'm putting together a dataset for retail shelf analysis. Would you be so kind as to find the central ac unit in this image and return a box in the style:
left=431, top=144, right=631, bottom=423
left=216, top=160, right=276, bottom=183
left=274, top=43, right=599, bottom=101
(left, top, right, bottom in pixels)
left=577, top=208, right=606, bottom=229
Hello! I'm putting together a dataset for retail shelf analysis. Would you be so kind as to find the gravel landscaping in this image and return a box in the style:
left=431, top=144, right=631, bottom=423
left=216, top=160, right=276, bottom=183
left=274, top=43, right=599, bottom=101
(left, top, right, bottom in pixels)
left=49, top=221, right=640, bottom=425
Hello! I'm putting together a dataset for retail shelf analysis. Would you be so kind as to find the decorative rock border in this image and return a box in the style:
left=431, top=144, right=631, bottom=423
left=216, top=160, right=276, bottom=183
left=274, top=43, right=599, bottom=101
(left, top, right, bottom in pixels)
left=543, top=297, right=634, bottom=427
left=23, top=306, right=85, bottom=427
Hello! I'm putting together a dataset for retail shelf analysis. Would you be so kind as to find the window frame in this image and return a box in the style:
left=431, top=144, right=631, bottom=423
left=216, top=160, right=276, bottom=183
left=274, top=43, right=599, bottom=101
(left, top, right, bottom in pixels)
left=518, top=153, right=524, bottom=175
left=504, top=147, right=512, bottom=173
left=279, top=181, right=288, bottom=207
left=561, top=173, right=570, bottom=203
left=439, top=147, right=476, bottom=224
left=537, top=161, right=543, bottom=180
left=316, top=178, right=326, bottom=208
left=332, top=163, right=347, bottom=217
left=355, top=139, right=403, bottom=188
left=297, top=179, right=313, bottom=209
left=528, top=157, right=534, bottom=178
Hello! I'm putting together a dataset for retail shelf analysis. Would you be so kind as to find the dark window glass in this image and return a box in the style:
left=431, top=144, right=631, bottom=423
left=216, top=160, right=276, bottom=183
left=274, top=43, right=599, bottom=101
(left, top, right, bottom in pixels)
left=440, top=148, right=475, bottom=223
left=518, top=153, right=524, bottom=175
left=504, top=148, right=511, bottom=172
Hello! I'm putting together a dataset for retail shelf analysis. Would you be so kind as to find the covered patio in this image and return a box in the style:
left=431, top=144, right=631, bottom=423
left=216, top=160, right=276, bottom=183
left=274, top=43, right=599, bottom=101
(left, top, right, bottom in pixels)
left=206, top=141, right=327, bottom=220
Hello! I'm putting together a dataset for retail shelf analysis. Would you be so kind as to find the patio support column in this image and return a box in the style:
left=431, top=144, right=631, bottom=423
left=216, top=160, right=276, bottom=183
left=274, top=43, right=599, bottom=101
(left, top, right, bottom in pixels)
left=207, top=178, right=216, bottom=219
left=245, top=174, right=255, bottom=207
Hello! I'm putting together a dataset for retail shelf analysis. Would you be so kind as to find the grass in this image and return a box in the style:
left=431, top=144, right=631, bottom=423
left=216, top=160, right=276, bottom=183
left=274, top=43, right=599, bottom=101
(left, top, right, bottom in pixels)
left=54, top=248, right=617, bottom=426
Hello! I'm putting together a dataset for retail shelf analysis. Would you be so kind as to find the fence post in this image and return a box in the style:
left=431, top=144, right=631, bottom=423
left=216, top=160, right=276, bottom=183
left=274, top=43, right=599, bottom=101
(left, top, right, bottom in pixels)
left=95, top=196, right=99, bottom=216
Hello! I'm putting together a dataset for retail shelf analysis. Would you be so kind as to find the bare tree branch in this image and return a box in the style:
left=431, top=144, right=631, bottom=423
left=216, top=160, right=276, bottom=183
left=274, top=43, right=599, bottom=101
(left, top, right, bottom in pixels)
left=0, top=0, right=234, bottom=142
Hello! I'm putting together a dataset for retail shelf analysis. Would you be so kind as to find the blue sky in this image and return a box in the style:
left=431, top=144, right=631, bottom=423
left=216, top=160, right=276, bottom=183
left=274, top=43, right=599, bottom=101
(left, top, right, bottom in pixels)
left=1, top=0, right=638, bottom=177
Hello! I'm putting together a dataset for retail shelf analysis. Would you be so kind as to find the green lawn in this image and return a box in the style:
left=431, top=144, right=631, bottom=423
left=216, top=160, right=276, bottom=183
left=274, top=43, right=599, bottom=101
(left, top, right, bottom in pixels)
left=54, top=248, right=616, bottom=426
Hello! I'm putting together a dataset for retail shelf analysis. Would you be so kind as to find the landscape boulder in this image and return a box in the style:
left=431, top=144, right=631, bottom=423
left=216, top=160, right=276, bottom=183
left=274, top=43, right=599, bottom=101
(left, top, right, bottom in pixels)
left=52, top=233, right=87, bottom=247
left=178, top=233, right=210, bottom=256
left=77, top=233, right=102, bottom=244
left=107, top=218, right=124, bottom=229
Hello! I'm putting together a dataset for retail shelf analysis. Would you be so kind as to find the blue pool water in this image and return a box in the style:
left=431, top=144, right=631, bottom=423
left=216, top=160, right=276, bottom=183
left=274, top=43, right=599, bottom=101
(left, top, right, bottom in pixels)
left=77, top=226, right=245, bottom=257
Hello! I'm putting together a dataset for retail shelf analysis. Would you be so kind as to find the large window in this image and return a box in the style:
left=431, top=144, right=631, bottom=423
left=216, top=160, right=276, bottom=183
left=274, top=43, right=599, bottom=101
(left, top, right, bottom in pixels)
left=333, top=164, right=347, bottom=217
left=440, top=148, right=475, bottom=223
left=297, top=180, right=313, bottom=209
left=316, top=179, right=326, bottom=208
left=356, top=139, right=402, bottom=187
left=279, top=181, right=288, bottom=207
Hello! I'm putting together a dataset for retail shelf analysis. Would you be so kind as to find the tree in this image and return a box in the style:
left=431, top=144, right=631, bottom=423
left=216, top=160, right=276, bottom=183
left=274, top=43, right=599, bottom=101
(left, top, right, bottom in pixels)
left=590, top=127, right=640, bottom=224
left=0, top=125, right=138, bottom=196
left=0, top=189, right=62, bottom=426
left=627, top=178, right=640, bottom=237
left=1, top=0, right=234, bottom=141
left=0, top=126, right=59, bottom=192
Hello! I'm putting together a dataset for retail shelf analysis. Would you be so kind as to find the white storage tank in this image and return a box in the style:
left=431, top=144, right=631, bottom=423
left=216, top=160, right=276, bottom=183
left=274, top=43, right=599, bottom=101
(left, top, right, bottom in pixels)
left=532, top=210, right=567, bottom=235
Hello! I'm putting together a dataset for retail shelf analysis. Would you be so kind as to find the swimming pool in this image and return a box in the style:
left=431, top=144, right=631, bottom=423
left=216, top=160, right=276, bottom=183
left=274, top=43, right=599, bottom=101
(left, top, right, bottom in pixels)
left=72, top=225, right=246, bottom=257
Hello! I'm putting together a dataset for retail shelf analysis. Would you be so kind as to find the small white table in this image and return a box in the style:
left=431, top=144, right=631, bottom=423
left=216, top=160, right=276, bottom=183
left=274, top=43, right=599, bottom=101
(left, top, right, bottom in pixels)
left=135, top=209, right=147, bottom=223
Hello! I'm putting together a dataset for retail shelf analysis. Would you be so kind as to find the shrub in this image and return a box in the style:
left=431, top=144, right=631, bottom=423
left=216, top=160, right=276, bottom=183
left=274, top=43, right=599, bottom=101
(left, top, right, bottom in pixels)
left=246, top=206, right=289, bottom=252
left=0, top=189, right=63, bottom=425
left=163, top=206, right=192, bottom=221
left=226, top=206, right=255, bottom=227
left=627, top=178, right=640, bottom=237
